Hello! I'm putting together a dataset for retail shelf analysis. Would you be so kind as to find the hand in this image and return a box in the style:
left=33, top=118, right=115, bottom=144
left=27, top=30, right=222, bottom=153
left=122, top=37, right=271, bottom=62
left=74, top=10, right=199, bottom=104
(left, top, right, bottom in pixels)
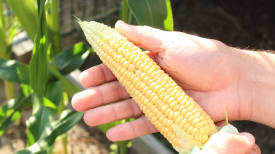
left=71, top=21, right=273, bottom=152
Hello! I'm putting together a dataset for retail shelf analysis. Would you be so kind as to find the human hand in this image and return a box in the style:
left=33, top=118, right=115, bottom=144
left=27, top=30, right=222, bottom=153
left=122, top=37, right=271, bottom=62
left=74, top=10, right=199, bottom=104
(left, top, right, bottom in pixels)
left=71, top=20, right=274, bottom=153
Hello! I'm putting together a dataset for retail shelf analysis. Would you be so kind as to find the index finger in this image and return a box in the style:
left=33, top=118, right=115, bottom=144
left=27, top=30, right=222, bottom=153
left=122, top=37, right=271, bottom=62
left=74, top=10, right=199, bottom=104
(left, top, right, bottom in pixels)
left=115, top=20, right=169, bottom=53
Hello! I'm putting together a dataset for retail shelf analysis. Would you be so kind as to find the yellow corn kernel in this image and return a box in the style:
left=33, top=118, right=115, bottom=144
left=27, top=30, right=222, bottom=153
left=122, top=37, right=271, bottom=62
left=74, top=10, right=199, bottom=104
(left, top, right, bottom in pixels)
left=78, top=20, right=217, bottom=151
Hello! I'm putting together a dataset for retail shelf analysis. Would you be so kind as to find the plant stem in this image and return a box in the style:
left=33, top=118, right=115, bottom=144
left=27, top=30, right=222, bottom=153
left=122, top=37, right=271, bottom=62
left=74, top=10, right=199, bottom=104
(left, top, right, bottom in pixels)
left=0, top=0, right=7, bottom=54
left=62, top=134, right=68, bottom=154
left=118, top=140, right=129, bottom=154
left=0, top=1, right=15, bottom=100
left=121, top=0, right=129, bottom=22
left=46, top=0, right=61, bottom=57
left=4, top=80, right=14, bottom=100
left=2, top=52, right=14, bottom=100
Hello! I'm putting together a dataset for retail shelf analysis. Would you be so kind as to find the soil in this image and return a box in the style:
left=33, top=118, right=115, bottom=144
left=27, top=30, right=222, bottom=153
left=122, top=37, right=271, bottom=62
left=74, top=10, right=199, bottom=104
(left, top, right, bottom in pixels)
left=171, top=0, right=275, bottom=154
left=172, top=0, right=275, bottom=50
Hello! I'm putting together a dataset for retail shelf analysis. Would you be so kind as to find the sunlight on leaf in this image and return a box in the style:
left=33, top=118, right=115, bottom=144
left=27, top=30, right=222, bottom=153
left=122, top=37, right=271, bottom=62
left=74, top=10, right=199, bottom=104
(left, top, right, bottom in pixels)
left=128, top=0, right=173, bottom=31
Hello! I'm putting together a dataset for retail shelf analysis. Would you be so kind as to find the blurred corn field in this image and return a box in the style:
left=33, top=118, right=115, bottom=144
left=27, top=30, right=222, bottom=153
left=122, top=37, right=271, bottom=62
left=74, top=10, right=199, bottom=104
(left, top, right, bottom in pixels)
left=12, top=0, right=122, bottom=64
left=0, top=0, right=175, bottom=153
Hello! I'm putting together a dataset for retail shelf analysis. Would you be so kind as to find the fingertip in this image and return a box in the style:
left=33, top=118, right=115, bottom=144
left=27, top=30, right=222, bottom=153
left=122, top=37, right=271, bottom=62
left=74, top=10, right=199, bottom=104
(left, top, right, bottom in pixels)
left=203, top=132, right=255, bottom=154
left=115, top=20, right=127, bottom=30
left=251, top=144, right=261, bottom=154
left=71, top=90, right=95, bottom=112
left=115, top=20, right=135, bottom=39
left=71, top=93, right=82, bottom=112
left=106, top=128, right=119, bottom=142
left=239, top=132, right=255, bottom=145
left=106, top=123, right=133, bottom=142
left=83, top=110, right=94, bottom=127
left=79, top=70, right=89, bottom=88
left=115, top=20, right=168, bottom=53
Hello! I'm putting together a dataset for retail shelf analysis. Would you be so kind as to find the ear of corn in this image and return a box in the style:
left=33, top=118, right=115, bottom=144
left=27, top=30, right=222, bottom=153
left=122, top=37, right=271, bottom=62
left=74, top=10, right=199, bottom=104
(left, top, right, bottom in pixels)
left=78, top=20, right=217, bottom=152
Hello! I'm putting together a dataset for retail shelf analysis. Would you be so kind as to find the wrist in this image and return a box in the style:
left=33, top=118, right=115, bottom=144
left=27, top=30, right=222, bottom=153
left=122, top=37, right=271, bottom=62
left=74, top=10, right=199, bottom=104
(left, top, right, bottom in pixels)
left=236, top=49, right=275, bottom=128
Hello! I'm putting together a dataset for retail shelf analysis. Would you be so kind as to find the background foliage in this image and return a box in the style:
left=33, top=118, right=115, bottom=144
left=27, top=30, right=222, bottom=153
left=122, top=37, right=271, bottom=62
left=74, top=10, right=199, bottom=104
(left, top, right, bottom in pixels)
left=0, top=0, right=173, bottom=153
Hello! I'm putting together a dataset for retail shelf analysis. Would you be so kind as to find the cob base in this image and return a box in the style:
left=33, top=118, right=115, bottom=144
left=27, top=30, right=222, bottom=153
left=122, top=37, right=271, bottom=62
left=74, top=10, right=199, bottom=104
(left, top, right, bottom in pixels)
left=178, top=124, right=239, bottom=154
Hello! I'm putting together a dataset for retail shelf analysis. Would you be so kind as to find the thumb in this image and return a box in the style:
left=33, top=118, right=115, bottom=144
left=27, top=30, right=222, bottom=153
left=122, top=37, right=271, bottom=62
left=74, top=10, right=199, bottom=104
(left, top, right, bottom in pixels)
left=200, top=132, right=256, bottom=154
left=115, top=20, right=169, bottom=53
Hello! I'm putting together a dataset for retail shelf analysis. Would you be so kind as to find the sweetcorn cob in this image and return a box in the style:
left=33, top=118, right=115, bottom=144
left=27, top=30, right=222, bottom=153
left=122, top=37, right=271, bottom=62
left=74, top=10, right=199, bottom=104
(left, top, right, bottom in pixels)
left=78, top=20, right=217, bottom=152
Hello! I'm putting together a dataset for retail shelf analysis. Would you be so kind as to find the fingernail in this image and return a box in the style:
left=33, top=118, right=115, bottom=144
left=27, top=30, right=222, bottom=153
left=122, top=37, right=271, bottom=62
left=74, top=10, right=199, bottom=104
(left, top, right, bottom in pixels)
left=115, top=20, right=127, bottom=29
left=239, top=133, right=254, bottom=144
left=79, top=70, right=88, bottom=82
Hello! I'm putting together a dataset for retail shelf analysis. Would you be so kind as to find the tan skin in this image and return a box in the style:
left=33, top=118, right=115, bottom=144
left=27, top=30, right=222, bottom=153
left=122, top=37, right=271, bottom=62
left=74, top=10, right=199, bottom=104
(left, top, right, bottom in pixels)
left=70, top=20, right=275, bottom=154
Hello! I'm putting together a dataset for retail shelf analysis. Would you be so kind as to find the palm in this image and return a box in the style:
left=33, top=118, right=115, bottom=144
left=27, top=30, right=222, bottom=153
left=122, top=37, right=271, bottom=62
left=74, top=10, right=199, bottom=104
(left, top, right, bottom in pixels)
left=153, top=33, right=242, bottom=122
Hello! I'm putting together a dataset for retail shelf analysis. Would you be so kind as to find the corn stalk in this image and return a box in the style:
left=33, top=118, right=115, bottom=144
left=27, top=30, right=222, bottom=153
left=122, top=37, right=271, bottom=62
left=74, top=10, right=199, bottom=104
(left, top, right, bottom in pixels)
left=46, top=0, right=61, bottom=58
left=0, top=0, right=14, bottom=100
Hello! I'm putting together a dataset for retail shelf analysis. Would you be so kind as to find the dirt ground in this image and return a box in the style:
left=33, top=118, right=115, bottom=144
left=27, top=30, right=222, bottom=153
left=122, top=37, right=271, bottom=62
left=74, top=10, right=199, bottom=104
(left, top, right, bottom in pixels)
left=172, top=0, right=275, bottom=50
left=171, top=0, right=275, bottom=153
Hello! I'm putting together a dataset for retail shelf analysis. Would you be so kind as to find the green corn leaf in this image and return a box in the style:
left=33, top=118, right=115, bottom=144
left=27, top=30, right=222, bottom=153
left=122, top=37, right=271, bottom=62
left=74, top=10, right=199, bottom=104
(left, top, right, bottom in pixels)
left=6, top=0, right=38, bottom=40
left=0, top=97, right=30, bottom=136
left=127, top=0, right=174, bottom=31
left=26, top=94, right=54, bottom=146
left=0, top=99, right=21, bottom=136
left=29, top=0, right=49, bottom=97
left=0, top=85, right=32, bottom=136
left=16, top=150, right=46, bottom=154
left=120, top=0, right=129, bottom=22
left=7, top=23, right=21, bottom=45
left=41, top=97, right=57, bottom=109
left=0, top=58, right=29, bottom=83
left=119, top=0, right=138, bottom=25
left=17, top=110, right=83, bottom=154
left=127, top=12, right=138, bottom=25
left=48, top=63, right=81, bottom=98
left=45, top=81, right=62, bottom=108
left=21, top=84, right=33, bottom=96
left=55, top=42, right=90, bottom=75
left=60, top=76, right=81, bottom=98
